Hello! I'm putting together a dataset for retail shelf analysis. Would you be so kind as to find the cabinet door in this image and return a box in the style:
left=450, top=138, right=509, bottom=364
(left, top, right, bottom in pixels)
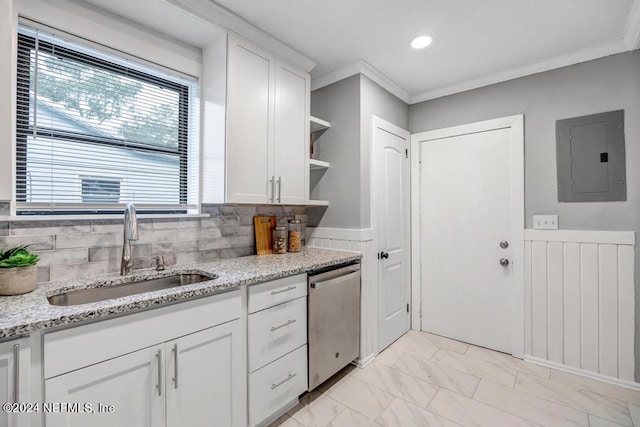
left=166, top=319, right=245, bottom=427
left=273, top=60, right=310, bottom=204
left=226, top=35, right=275, bottom=203
left=0, top=338, right=30, bottom=427
left=45, top=345, right=164, bottom=427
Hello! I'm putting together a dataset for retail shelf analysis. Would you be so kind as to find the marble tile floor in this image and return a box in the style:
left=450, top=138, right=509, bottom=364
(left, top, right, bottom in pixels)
left=270, top=330, right=640, bottom=427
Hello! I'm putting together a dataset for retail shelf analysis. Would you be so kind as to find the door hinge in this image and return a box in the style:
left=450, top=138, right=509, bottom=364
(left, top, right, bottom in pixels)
left=405, top=148, right=408, bottom=158
left=406, top=303, right=410, bottom=313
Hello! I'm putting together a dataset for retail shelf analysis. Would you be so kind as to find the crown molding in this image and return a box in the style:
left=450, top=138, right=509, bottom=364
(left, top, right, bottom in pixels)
left=311, top=60, right=410, bottom=104
left=409, top=38, right=630, bottom=104
left=359, top=61, right=411, bottom=104
left=166, top=0, right=316, bottom=72
left=311, top=61, right=362, bottom=91
left=624, top=0, right=640, bottom=49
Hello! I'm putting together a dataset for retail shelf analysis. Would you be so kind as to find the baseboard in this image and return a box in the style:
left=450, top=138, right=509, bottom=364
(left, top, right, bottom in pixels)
left=353, top=353, right=375, bottom=368
left=525, top=355, right=640, bottom=391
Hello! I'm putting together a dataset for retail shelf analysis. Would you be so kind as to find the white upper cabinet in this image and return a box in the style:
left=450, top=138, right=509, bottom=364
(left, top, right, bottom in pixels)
left=226, top=35, right=275, bottom=204
left=273, top=60, right=310, bottom=204
left=226, top=35, right=310, bottom=204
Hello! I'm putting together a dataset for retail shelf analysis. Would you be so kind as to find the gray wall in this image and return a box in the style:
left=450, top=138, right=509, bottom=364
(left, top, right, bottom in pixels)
left=309, top=74, right=409, bottom=229
left=409, top=50, right=640, bottom=381
left=309, top=75, right=361, bottom=228
left=410, top=51, right=640, bottom=232
left=360, top=75, right=410, bottom=228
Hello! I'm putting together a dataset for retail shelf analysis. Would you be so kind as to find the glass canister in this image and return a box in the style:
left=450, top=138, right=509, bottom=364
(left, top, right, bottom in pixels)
left=273, top=226, right=287, bottom=254
left=288, top=219, right=301, bottom=252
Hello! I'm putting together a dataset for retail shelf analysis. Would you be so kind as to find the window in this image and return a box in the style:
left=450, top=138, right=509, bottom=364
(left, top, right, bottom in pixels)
left=81, top=177, right=121, bottom=204
left=16, top=24, right=199, bottom=214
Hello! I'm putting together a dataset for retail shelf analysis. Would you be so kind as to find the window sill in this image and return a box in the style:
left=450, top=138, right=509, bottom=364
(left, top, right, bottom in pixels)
left=0, top=213, right=210, bottom=222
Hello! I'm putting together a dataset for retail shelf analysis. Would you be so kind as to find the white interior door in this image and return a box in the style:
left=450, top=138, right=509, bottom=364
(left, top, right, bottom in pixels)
left=417, top=119, right=523, bottom=354
left=374, top=117, right=411, bottom=352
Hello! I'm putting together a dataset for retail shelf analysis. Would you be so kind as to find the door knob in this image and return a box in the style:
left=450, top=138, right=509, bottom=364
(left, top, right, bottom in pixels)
left=380, top=251, right=389, bottom=259
left=499, top=241, right=509, bottom=249
left=499, top=258, right=510, bottom=267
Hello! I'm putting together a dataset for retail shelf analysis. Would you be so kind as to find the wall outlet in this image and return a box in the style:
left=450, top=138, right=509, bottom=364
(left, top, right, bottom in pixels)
left=533, top=215, right=559, bottom=230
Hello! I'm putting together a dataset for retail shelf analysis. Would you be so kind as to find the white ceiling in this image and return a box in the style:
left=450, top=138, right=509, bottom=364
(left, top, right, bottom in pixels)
left=84, top=0, right=640, bottom=103
left=212, top=0, right=640, bottom=103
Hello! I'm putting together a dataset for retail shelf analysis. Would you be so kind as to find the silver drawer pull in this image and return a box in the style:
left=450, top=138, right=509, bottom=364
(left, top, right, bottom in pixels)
left=271, top=286, right=296, bottom=295
left=172, top=344, right=179, bottom=389
left=271, top=319, right=296, bottom=331
left=156, top=349, right=162, bottom=397
left=13, top=344, right=19, bottom=403
left=271, top=372, right=297, bottom=390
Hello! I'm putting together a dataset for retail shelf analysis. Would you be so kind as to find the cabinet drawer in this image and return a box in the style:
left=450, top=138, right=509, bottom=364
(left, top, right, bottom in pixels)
left=249, top=297, right=306, bottom=372
left=249, top=345, right=307, bottom=427
left=248, top=274, right=307, bottom=313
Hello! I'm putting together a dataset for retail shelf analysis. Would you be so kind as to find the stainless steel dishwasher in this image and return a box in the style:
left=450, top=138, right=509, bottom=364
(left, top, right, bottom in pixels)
left=307, top=261, right=361, bottom=391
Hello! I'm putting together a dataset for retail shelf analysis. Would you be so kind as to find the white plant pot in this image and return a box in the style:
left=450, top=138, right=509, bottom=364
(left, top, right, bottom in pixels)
left=0, top=265, right=38, bottom=296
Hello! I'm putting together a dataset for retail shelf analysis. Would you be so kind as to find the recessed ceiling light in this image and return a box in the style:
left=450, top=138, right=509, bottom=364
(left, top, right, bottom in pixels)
left=411, top=35, right=433, bottom=50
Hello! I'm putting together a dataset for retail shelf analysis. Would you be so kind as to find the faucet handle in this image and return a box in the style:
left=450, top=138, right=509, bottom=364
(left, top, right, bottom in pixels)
left=148, top=255, right=166, bottom=271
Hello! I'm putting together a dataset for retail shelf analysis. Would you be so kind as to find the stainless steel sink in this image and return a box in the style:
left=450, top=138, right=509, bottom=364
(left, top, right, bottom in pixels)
left=48, top=273, right=216, bottom=306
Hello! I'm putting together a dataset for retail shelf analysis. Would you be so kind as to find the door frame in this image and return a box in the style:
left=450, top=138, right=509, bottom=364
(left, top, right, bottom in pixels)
left=410, top=114, right=525, bottom=357
left=372, top=115, right=411, bottom=353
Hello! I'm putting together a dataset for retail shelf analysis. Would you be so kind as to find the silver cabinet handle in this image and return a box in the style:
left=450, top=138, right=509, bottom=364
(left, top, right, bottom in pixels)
left=172, top=344, right=179, bottom=389
left=270, top=177, right=275, bottom=203
left=271, top=285, right=296, bottom=295
left=310, top=270, right=361, bottom=290
left=271, top=372, right=296, bottom=390
left=271, top=319, right=296, bottom=331
left=13, top=344, right=19, bottom=403
left=277, top=176, right=282, bottom=203
left=156, top=349, right=162, bottom=396
left=499, top=258, right=510, bottom=267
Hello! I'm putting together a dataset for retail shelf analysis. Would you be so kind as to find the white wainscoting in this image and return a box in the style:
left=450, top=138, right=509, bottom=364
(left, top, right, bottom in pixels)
left=307, top=227, right=377, bottom=366
left=524, top=229, right=636, bottom=384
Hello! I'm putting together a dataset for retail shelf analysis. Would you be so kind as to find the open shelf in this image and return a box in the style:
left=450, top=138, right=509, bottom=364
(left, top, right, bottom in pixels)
left=309, top=115, right=331, bottom=208
left=309, top=159, right=330, bottom=170
left=310, top=115, right=330, bottom=133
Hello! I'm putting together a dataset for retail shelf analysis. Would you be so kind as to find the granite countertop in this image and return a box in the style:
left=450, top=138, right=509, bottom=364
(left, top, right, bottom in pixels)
left=0, top=248, right=361, bottom=340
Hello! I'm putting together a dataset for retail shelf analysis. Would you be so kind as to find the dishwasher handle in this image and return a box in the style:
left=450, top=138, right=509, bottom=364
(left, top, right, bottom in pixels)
left=310, top=270, right=360, bottom=290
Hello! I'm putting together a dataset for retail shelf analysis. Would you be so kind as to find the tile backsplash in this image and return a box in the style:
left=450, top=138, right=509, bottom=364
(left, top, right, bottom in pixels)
left=0, top=204, right=307, bottom=283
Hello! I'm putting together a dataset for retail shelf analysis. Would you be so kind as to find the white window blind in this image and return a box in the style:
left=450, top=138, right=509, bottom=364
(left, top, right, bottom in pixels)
left=16, top=24, right=200, bottom=214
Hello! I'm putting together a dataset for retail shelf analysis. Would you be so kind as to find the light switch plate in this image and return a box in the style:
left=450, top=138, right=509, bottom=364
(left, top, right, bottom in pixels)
left=533, top=215, right=559, bottom=230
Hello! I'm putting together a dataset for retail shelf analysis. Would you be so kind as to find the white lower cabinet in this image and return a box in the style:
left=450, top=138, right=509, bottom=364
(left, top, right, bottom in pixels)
left=249, top=345, right=307, bottom=426
left=248, top=275, right=308, bottom=427
left=43, top=290, right=245, bottom=427
left=248, top=297, right=307, bottom=372
left=166, top=322, right=244, bottom=427
left=0, top=338, right=30, bottom=427
left=45, top=320, right=245, bottom=427
left=45, top=344, right=164, bottom=427
left=46, top=320, right=243, bottom=427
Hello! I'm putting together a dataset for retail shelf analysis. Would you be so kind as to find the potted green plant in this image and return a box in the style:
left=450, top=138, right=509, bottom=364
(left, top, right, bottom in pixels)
left=0, top=245, right=40, bottom=295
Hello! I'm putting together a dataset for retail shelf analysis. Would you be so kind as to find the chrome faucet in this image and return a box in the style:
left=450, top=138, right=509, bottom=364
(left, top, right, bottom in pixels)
left=121, top=203, right=139, bottom=275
